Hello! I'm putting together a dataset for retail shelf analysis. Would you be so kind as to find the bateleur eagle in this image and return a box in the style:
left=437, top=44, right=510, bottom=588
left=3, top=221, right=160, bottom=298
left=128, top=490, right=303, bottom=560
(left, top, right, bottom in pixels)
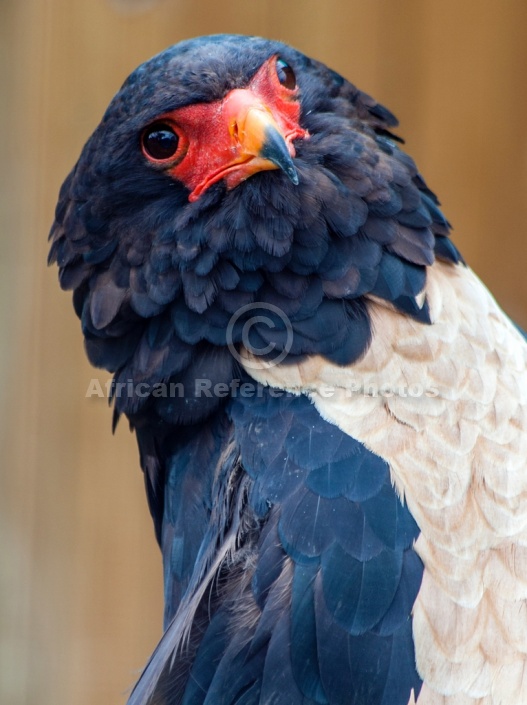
left=48, top=35, right=527, bottom=705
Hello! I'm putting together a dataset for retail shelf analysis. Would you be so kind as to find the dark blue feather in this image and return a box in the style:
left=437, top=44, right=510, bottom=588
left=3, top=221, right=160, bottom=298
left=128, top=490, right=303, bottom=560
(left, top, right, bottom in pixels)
left=291, top=564, right=328, bottom=703
left=48, top=34, right=453, bottom=705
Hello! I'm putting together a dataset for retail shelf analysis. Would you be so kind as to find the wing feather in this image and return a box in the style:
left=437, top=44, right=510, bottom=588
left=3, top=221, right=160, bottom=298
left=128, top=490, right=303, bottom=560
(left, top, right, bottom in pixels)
left=243, top=260, right=527, bottom=703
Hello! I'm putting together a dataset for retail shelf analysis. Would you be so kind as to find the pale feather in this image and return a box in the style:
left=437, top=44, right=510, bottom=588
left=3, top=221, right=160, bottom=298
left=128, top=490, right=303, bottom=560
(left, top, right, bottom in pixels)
left=241, top=262, right=527, bottom=704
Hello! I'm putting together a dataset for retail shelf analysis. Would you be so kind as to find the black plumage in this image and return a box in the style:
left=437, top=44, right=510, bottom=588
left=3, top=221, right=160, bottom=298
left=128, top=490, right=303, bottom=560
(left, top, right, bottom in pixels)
left=49, top=34, right=462, bottom=705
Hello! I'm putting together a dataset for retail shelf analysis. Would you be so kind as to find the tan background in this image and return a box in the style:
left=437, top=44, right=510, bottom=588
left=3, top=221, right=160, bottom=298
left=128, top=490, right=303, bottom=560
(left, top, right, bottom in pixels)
left=2, top=1, right=527, bottom=703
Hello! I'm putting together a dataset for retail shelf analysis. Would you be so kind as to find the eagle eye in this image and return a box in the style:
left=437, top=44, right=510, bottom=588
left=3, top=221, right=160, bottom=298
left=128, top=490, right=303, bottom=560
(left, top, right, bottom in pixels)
left=276, top=58, right=296, bottom=90
left=142, top=123, right=179, bottom=161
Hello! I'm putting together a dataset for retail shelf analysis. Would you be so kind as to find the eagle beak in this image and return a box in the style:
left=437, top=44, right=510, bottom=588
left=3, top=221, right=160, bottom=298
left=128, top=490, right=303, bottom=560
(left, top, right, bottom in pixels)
left=177, top=86, right=307, bottom=202
left=229, top=98, right=300, bottom=185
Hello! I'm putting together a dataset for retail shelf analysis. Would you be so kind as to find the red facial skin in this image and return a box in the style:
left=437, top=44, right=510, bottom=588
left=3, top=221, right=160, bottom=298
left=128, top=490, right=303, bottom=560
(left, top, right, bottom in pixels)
left=141, top=56, right=309, bottom=202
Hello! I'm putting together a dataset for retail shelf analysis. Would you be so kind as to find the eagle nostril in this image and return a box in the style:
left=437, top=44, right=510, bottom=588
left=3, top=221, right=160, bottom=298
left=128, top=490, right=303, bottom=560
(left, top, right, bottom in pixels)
left=231, top=120, right=240, bottom=144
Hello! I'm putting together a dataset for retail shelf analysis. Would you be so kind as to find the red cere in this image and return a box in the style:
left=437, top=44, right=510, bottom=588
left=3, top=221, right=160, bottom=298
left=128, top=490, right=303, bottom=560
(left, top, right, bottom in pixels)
left=142, top=56, right=308, bottom=201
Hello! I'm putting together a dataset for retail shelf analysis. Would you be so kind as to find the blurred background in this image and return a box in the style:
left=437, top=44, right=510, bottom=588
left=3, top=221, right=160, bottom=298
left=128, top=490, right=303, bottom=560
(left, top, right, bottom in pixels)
left=2, top=1, right=527, bottom=703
